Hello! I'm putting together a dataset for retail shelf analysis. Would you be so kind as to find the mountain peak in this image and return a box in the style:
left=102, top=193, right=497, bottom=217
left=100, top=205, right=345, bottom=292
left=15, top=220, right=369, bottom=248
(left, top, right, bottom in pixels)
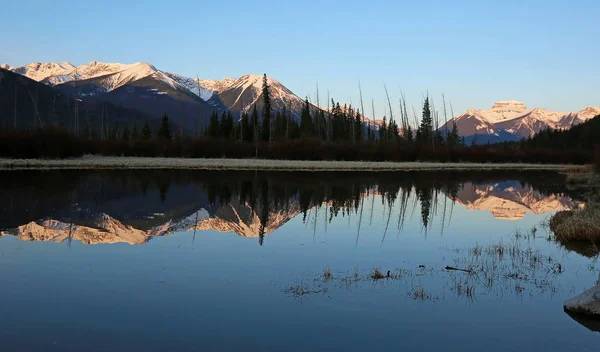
left=491, top=100, right=527, bottom=112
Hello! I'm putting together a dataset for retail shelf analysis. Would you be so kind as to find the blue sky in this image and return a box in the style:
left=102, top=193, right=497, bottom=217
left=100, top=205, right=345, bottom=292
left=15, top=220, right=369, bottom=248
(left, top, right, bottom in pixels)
left=1, top=0, right=598, bottom=117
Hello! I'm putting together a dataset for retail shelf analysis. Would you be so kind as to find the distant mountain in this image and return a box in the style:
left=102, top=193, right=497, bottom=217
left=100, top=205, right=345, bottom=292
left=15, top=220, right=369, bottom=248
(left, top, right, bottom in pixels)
left=3, top=61, right=313, bottom=129
left=0, top=67, right=161, bottom=131
left=440, top=100, right=600, bottom=143
left=206, top=74, right=309, bottom=119
left=527, top=114, right=600, bottom=150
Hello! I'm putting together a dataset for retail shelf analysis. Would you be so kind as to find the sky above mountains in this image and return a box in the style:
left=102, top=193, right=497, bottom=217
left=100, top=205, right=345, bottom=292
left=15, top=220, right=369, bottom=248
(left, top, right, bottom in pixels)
left=1, top=0, right=598, bottom=117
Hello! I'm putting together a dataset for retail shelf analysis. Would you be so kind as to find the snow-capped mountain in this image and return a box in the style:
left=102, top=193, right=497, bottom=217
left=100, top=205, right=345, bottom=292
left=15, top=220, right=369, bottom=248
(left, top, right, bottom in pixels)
left=3, top=60, right=312, bottom=124
left=440, top=100, right=600, bottom=143
left=10, top=62, right=76, bottom=84
left=211, top=74, right=308, bottom=118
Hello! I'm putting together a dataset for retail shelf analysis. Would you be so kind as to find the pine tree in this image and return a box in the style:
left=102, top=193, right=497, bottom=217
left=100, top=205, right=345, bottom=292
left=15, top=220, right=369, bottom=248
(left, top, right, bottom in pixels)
left=109, top=122, right=118, bottom=140
left=251, top=105, right=259, bottom=143
left=157, top=113, right=172, bottom=140
left=131, top=122, right=139, bottom=140
left=355, top=110, right=363, bottom=143
left=261, top=74, right=272, bottom=142
left=417, top=97, right=433, bottom=145
left=141, top=120, right=152, bottom=140
left=379, top=116, right=387, bottom=141
left=241, top=111, right=251, bottom=142
left=447, top=121, right=460, bottom=147
left=220, top=111, right=234, bottom=139
left=207, top=111, right=220, bottom=138
left=122, top=124, right=130, bottom=141
left=300, top=98, right=313, bottom=138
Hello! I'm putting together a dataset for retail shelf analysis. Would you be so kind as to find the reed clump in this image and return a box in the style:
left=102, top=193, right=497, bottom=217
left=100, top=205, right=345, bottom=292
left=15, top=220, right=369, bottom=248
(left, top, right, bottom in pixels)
left=549, top=205, right=600, bottom=242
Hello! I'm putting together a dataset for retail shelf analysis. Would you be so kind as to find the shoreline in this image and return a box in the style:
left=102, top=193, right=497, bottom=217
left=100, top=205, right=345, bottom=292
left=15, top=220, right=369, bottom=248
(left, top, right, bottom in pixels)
left=0, top=156, right=580, bottom=171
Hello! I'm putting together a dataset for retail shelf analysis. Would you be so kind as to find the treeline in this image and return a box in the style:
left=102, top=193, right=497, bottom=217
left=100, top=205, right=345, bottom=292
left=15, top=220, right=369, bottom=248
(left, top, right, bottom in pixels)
left=202, top=74, right=462, bottom=149
left=525, top=114, right=600, bottom=151
left=0, top=126, right=593, bottom=164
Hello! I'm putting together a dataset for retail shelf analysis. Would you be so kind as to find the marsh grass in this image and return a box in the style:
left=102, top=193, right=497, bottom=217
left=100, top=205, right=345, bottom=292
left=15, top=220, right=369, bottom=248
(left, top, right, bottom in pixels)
left=323, top=267, right=333, bottom=281
left=550, top=205, right=600, bottom=242
left=409, top=287, right=437, bottom=301
left=284, top=237, right=564, bottom=301
left=370, top=267, right=386, bottom=280
left=449, top=238, right=564, bottom=298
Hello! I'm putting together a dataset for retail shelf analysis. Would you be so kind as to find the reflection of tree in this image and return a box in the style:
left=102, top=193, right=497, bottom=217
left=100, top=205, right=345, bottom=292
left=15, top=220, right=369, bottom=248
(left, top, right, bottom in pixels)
left=417, top=186, right=432, bottom=230
left=159, top=182, right=170, bottom=204
left=258, top=180, right=270, bottom=246
left=0, top=169, right=581, bottom=242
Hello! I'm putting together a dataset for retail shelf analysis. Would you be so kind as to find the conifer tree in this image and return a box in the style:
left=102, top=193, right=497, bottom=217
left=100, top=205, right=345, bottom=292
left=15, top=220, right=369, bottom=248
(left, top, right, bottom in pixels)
left=141, top=120, right=152, bottom=140
left=261, top=74, right=272, bottom=142
left=241, top=111, right=250, bottom=142
left=206, top=111, right=220, bottom=138
left=157, top=113, right=172, bottom=140
left=355, top=110, right=363, bottom=143
left=251, top=105, right=259, bottom=143
left=122, top=124, right=130, bottom=141
left=300, top=98, right=313, bottom=138
left=379, top=116, right=387, bottom=141
left=447, top=121, right=460, bottom=147
left=417, top=97, right=433, bottom=145
left=131, top=121, right=139, bottom=140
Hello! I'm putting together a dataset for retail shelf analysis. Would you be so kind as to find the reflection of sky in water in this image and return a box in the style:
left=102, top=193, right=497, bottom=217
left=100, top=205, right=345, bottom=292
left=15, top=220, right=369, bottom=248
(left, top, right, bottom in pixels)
left=0, top=171, right=597, bottom=351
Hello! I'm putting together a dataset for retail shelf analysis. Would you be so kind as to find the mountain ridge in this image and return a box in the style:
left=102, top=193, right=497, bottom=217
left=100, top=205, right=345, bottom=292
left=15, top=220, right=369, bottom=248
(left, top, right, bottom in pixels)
left=441, top=100, right=600, bottom=143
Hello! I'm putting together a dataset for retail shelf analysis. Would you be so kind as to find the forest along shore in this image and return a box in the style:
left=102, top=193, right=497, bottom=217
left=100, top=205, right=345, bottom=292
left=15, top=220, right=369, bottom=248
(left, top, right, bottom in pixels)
left=0, top=156, right=576, bottom=171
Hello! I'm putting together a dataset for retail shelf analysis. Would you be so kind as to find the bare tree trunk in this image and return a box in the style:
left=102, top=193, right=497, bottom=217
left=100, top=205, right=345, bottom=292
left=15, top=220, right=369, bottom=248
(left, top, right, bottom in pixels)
left=371, top=99, right=376, bottom=142
left=28, top=90, right=41, bottom=128
left=359, top=81, right=366, bottom=143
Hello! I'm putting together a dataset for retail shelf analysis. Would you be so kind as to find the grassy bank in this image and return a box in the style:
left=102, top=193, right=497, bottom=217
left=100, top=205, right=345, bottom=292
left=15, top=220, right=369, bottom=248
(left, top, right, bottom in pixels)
left=0, top=156, right=576, bottom=171
left=550, top=206, right=600, bottom=242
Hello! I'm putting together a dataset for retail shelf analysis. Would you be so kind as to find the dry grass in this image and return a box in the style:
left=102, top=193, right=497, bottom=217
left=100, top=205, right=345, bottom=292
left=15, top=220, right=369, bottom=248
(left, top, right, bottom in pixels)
left=323, top=267, right=333, bottom=281
left=370, top=267, right=387, bottom=280
left=0, top=155, right=569, bottom=171
left=550, top=205, right=600, bottom=242
left=560, top=165, right=594, bottom=174
left=409, top=287, right=435, bottom=301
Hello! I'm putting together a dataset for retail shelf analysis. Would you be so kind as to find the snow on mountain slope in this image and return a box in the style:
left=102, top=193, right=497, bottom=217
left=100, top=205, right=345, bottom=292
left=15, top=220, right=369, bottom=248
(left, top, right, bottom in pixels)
left=0, top=64, right=12, bottom=70
left=441, top=101, right=600, bottom=141
left=214, top=74, right=307, bottom=117
left=197, top=78, right=236, bottom=94
left=164, top=72, right=218, bottom=100
left=10, top=62, right=76, bottom=83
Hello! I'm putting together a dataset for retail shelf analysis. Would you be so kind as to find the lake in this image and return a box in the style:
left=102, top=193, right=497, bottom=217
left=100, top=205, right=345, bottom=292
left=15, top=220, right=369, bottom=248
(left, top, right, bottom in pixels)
left=0, top=169, right=598, bottom=351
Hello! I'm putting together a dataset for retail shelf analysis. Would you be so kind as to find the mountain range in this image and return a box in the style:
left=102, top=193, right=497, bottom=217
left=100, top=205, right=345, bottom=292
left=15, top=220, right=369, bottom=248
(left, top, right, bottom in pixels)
left=1, top=61, right=310, bottom=131
left=440, top=100, right=600, bottom=143
left=3, top=60, right=599, bottom=140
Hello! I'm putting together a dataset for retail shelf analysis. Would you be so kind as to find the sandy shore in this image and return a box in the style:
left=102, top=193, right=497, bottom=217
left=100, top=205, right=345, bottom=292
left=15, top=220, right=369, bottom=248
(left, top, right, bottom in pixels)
left=0, top=156, right=576, bottom=171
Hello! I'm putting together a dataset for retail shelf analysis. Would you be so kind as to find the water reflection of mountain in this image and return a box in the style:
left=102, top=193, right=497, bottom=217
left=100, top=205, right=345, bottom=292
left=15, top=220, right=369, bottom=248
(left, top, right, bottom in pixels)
left=0, top=170, right=582, bottom=245
left=454, top=181, right=577, bottom=220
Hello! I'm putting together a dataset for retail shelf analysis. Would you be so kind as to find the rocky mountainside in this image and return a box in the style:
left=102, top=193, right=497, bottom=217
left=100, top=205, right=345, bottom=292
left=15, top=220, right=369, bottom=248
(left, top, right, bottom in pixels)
left=0, top=67, right=160, bottom=131
left=3, top=61, right=312, bottom=128
left=207, top=74, right=308, bottom=119
left=440, top=100, right=600, bottom=143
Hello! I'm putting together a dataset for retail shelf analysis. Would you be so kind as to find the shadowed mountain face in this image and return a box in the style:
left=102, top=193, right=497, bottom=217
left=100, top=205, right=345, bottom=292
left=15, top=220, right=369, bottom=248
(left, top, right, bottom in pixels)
left=0, top=68, right=160, bottom=131
left=0, top=170, right=582, bottom=246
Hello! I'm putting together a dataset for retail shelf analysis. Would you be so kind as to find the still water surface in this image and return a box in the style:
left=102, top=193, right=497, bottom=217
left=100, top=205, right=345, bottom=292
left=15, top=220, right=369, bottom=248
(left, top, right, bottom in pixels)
left=0, top=170, right=598, bottom=351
